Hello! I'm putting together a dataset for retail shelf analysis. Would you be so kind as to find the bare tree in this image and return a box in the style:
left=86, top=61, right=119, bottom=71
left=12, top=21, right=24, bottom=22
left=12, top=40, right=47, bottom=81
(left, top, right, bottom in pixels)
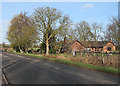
left=91, top=23, right=103, bottom=58
left=75, top=21, right=94, bottom=41
left=32, top=7, right=72, bottom=55
left=106, top=17, right=120, bottom=46
left=91, top=23, right=103, bottom=42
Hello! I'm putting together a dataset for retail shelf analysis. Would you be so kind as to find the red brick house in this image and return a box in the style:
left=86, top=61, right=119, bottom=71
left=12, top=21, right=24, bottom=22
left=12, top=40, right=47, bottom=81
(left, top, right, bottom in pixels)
left=102, top=41, right=116, bottom=52
left=62, top=38, right=116, bottom=53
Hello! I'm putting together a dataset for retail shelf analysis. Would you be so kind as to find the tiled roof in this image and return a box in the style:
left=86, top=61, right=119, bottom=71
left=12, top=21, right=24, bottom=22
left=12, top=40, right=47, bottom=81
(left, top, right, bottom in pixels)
left=64, top=40, right=108, bottom=48
left=80, top=41, right=108, bottom=48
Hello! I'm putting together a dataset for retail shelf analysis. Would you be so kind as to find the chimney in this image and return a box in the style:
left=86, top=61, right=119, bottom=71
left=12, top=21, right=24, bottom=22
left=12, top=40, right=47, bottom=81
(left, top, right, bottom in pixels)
left=64, top=37, right=67, bottom=44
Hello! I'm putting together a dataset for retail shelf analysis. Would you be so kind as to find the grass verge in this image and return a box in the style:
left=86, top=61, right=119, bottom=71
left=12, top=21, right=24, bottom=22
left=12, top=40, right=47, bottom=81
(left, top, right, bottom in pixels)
left=8, top=51, right=119, bottom=75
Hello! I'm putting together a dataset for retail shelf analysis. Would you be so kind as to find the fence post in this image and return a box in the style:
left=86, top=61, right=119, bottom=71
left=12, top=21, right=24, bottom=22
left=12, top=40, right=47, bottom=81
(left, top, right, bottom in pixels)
left=102, top=57, right=104, bottom=64
left=88, top=51, right=89, bottom=57
left=81, top=51, right=82, bottom=56
left=73, top=51, right=76, bottom=57
left=94, top=51, right=95, bottom=56
left=102, top=51, right=103, bottom=57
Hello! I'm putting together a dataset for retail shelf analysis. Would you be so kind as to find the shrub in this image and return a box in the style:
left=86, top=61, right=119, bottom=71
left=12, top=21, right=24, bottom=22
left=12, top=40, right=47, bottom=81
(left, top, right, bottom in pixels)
left=64, top=55, right=67, bottom=57
left=112, top=51, right=118, bottom=54
left=4, top=49, right=7, bottom=52
left=28, top=49, right=33, bottom=53
left=49, top=48, right=56, bottom=53
left=36, top=49, right=40, bottom=52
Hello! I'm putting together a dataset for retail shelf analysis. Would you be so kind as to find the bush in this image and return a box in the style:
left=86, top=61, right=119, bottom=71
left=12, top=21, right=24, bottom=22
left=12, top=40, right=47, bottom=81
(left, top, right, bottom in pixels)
left=49, top=48, right=56, bottom=53
left=64, top=54, right=67, bottom=57
left=4, top=49, right=7, bottom=52
left=28, top=49, right=33, bottom=53
left=112, top=51, right=118, bottom=54
left=36, top=49, right=43, bottom=54
left=36, top=49, right=40, bottom=52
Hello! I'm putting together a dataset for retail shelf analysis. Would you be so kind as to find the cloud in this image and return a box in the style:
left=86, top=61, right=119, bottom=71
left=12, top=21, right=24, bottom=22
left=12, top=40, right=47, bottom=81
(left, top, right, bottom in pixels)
left=82, top=4, right=94, bottom=8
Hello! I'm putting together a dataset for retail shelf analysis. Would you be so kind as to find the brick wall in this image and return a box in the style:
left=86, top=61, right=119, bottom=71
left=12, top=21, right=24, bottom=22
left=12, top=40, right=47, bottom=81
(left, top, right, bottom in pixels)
left=70, top=41, right=85, bottom=52
left=103, top=42, right=116, bottom=52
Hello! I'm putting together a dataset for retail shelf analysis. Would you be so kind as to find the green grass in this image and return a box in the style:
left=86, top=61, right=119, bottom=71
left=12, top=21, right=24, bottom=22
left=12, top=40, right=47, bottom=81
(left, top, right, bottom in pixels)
left=8, top=51, right=119, bottom=75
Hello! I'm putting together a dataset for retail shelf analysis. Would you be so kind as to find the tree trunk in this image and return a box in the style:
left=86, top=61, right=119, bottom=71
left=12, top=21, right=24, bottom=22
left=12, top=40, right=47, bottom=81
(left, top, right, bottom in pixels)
left=19, top=46, right=23, bottom=53
left=25, top=47, right=28, bottom=53
left=46, top=39, right=49, bottom=55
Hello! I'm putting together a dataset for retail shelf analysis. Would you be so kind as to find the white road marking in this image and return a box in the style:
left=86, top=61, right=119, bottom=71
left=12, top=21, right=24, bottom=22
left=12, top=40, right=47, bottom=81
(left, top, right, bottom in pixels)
left=17, top=56, right=24, bottom=57
left=25, top=58, right=29, bottom=59
left=2, top=72, right=10, bottom=85
left=33, top=59, right=40, bottom=62
left=9, top=54, right=14, bottom=56
left=55, top=68, right=60, bottom=70
left=3, top=55, right=8, bottom=57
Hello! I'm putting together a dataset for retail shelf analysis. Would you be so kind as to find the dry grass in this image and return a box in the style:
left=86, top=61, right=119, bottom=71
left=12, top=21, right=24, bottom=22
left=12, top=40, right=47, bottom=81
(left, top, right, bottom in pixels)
left=41, top=53, right=119, bottom=69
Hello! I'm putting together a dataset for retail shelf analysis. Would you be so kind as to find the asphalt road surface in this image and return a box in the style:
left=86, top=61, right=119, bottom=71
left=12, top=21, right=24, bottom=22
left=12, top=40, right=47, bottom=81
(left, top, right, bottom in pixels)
left=2, top=51, right=119, bottom=84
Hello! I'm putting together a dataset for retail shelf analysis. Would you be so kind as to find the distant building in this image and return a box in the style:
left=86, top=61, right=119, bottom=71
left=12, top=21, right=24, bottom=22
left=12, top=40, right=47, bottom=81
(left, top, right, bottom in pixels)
left=61, top=38, right=116, bottom=53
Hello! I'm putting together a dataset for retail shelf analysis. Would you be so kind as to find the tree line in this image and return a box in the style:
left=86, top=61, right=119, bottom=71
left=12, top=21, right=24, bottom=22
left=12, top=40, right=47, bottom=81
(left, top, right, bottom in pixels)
left=7, top=6, right=120, bottom=55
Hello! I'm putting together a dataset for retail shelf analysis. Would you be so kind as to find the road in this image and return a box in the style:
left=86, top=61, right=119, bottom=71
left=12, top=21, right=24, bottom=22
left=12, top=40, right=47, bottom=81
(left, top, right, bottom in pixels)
left=2, top=51, right=119, bottom=84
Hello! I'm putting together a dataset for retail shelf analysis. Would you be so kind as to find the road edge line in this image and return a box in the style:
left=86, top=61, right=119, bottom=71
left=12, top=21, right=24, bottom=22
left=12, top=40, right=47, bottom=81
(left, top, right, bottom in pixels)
left=2, top=70, right=10, bottom=86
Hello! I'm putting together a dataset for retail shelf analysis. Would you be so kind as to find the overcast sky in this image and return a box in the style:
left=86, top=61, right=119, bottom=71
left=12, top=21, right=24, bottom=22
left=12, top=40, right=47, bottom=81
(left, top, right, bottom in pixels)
left=1, top=1, right=118, bottom=44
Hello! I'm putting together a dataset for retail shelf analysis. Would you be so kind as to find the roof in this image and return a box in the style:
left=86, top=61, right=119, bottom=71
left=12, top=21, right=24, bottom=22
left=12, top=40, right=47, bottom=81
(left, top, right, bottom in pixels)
left=64, top=40, right=113, bottom=48
left=65, top=40, right=78, bottom=48
left=80, top=41, right=108, bottom=48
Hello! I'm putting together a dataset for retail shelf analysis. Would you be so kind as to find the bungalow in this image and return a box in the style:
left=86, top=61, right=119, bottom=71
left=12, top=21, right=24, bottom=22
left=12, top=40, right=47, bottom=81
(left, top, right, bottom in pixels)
left=62, top=37, right=116, bottom=53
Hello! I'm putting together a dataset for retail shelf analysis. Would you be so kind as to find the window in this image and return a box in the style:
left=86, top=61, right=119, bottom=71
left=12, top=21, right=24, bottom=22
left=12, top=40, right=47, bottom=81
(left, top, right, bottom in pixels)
left=107, top=47, right=111, bottom=51
left=87, top=48, right=89, bottom=50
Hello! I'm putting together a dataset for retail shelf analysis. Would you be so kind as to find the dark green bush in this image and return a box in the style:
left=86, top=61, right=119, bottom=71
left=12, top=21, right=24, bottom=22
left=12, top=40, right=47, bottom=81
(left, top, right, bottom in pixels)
left=28, top=49, right=33, bottom=53
left=36, top=49, right=40, bottom=52
left=49, top=48, right=56, bottom=53
left=112, top=51, right=118, bottom=54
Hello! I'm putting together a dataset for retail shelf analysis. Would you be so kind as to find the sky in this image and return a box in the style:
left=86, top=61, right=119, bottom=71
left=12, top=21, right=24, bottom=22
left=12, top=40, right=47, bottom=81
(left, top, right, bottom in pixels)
left=1, top=1, right=118, bottom=44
